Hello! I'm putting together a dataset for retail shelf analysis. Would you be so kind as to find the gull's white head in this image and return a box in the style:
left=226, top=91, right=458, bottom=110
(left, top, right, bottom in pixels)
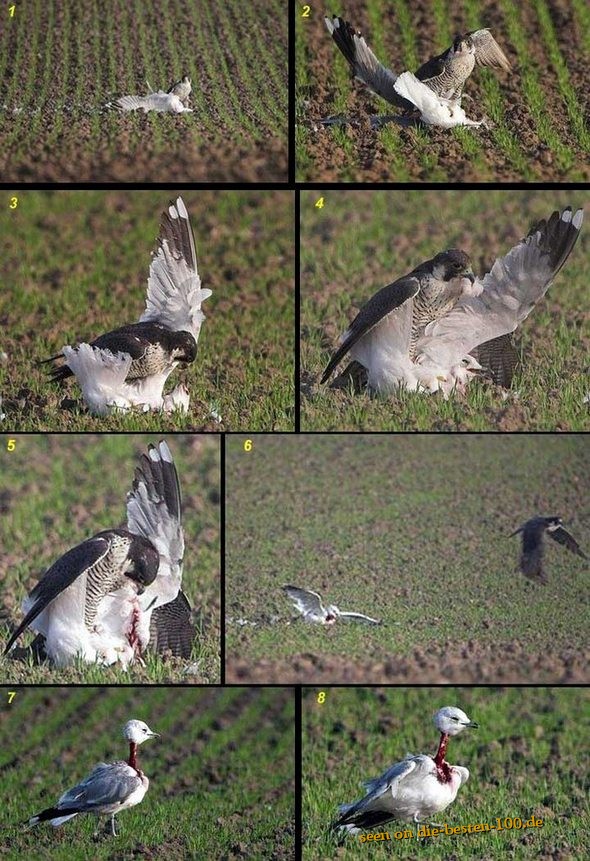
left=123, top=719, right=160, bottom=744
left=434, top=706, right=478, bottom=736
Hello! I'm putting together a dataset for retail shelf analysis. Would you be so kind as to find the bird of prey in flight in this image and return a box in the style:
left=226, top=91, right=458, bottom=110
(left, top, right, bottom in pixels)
left=321, top=207, right=583, bottom=397
left=3, top=440, right=195, bottom=666
left=509, top=516, right=588, bottom=584
left=40, top=197, right=212, bottom=415
left=324, top=16, right=510, bottom=126
left=283, top=585, right=382, bottom=625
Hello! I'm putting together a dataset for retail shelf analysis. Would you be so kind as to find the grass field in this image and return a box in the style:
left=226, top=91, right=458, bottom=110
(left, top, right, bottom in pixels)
left=300, top=189, right=589, bottom=432
left=0, top=0, right=287, bottom=182
left=296, top=0, right=590, bottom=182
left=0, top=686, right=294, bottom=860
left=225, top=434, right=590, bottom=684
left=302, top=686, right=590, bottom=860
left=0, top=191, right=294, bottom=432
left=0, top=434, right=220, bottom=684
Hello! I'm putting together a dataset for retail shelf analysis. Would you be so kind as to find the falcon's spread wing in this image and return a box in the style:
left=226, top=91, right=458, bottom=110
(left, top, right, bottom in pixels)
left=126, top=441, right=185, bottom=613
left=469, top=29, right=512, bottom=71
left=141, top=197, right=212, bottom=342
left=417, top=208, right=583, bottom=370
left=282, top=585, right=325, bottom=616
left=339, top=611, right=382, bottom=625
left=3, top=536, right=111, bottom=654
left=324, top=16, right=410, bottom=109
left=547, top=525, right=588, bottom=559
left=321, top=275, right=420, bottom=383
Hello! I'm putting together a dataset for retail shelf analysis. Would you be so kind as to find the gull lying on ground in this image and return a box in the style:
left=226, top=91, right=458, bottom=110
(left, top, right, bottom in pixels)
left=394, top=72, right=485, bottom=128
left=28, top=720, right=159, bottom=837
left=283, top=585, right=382, bottom=625
left=333, top=706, right=478, bottom=837
left=116, top=91, right=192, bottom=114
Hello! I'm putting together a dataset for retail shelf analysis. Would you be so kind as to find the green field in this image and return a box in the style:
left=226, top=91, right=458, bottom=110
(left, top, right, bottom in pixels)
left=0, top=686, right=294, bottom=860
left=0, top=0, right=287, bottom=182
left=0, top=191, right=294, bottom=432
left=296, top=0, right=590, bottom=182
left=0, top=434, right=220, bottom=684
left=302, top=686, right=590, bottom=860
left=300, top=189, right=589, bottom=431
left=225, top=434, right=589, bottom=684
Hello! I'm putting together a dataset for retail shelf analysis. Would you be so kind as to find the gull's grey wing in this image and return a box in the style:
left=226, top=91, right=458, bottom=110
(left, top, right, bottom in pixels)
left=321, top=275, right=420, bottom=383
left=149, top=590, right=194, bottom=657
left=58, top=762, right=141, bottom=811
left=140, top=197, right=212, bottom=341
left=282, top=585, right=324, bottom=616
left=334, top=759, right=417, bottom=829
left=324, top=16, right=411, bottom=109
left=3, top=536, right=111, bottom=655
left=547, top=526, right=588, bottom=560
left=469, top=29, right=512, bottom=71
left=418, top=208, right=583, bottom=370
left=339, top=611, right=382, bottom=625
left=127, top=440, right=184, bottom=611
left=470, top=333, right=520, bottom=387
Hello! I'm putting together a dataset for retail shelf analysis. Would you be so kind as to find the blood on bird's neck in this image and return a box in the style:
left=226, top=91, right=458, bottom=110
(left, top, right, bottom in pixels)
left=128, top=741, right=138, bottom=772
left=433, top=732, right=452, bottom=783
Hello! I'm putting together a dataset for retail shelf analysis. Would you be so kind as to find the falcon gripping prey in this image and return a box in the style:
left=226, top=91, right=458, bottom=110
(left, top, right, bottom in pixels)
left=324, top=16, right=511, bottom=126
left=321, top=207, right=583, bottom=397
left=509, top=516, right=588, bottom=585
left=3, top=440, right=196, bottom=666
left=39, top=197, right=212, bottom=415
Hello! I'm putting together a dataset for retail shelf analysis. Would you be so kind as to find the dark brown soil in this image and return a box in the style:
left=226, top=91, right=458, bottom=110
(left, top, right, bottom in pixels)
left=227, top=639, right=589, bottom=684
left=299, top=0, right=590, bottom=181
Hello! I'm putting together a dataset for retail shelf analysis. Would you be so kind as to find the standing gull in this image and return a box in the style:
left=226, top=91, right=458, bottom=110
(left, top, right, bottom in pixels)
left=509, top=516, right=588, bottom=584
left=28, top=720, right=159, bottom=837
left=333, top=706, right=478, bottom=837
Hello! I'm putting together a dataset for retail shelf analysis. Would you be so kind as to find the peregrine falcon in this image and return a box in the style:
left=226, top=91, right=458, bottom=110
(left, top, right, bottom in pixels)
left=509, top=516, right=588, bottom=584
left=321, top=248, right=477, bottom=389
left=325, top=16, right=510, bottom=116
left=168, top=75, right=192, bottom=105
left=3, top=529, right=160, bottom=666
left=3, top=440, right=196, bottom=665
left=321, top=207, right=583, bottom=396
left=283, top=585, right=382, bottom=625
left=39, top=197, right=212, bottom=415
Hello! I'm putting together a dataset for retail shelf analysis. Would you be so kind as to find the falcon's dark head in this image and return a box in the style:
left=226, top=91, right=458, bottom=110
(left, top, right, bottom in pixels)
left=127, top=535, right=160, bottom=592
left=432, top=249, right=474, bottom=283
left=453, top=35, right=474, bottom=54
left=170, top=330, right=198, bottom=366
left=543, top=516, right=563, bottom=529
